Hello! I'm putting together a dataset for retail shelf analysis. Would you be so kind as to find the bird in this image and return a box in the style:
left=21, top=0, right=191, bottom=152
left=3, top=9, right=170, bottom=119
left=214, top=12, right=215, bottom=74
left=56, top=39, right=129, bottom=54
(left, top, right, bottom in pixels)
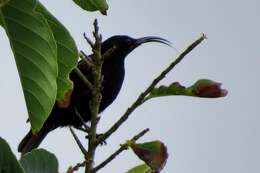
left=18, top=35, right=171, bottom=154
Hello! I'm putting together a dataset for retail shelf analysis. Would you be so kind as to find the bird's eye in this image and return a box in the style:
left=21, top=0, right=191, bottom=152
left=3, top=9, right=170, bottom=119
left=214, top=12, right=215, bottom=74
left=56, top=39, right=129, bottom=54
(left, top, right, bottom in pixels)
left=126, top=39, right=132, bottom=44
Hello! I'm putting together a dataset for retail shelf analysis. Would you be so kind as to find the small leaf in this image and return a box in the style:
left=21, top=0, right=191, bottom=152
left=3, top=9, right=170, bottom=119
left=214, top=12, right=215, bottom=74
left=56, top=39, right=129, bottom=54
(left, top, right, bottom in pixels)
left=0, top=137, right=25, bottom=173
left=73, top=0, right=108, bottom=15
left=126, top=164, right=152, bottom=173
left=0, top=0, right=58, bottom=133
left=35, top=2, right=78, bottom=107
left=130, top=141, right=168, bottom=172
left=145, top=79, right=228, bottom=101
left=20, top=149, right=59, bottom=173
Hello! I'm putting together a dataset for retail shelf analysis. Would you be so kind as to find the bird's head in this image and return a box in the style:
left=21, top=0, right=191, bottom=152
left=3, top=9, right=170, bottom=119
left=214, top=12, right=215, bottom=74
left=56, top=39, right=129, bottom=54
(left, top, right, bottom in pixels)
left=101, top=35, right=171, bottom=61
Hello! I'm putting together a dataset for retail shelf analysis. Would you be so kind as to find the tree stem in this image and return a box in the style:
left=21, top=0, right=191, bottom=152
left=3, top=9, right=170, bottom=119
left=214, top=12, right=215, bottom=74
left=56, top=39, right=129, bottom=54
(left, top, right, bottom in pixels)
left=85, top=19, right=103, bottom=173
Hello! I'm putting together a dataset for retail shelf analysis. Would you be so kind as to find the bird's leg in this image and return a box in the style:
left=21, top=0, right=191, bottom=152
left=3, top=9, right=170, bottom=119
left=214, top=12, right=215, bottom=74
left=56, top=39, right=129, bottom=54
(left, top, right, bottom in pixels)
left=73, top=105, right=106, bottom=145
left=83, top=116, right=107, bottom=145
left=96, top=133, right=107, bottom=145
left=85, top=132, right=107, bottom=146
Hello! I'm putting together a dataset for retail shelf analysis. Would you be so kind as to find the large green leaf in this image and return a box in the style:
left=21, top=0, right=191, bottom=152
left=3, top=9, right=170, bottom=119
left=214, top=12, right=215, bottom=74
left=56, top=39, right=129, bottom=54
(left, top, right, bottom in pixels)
left=20, top=149, right=58, bottom=173
left=73, top=0, right=108, bottom=15
left=36, top=3, right=78, bottom=108
left=0, top=137, right=25, bottom=173
left=126, top=164, right=152, bottom=173
left=0, top=138, right=59, bottom=173
left=0, top=0, right=58, bottom=133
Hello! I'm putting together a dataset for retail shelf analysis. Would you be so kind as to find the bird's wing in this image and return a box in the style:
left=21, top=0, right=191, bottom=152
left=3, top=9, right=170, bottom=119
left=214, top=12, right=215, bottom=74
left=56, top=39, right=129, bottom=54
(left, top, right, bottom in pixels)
left=70, top=59, right=93, bottom=101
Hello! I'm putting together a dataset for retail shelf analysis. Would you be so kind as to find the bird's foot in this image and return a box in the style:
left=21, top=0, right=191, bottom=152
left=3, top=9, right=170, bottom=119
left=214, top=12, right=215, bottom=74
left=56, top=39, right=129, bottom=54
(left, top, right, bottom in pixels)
left=85, top=133, right=107, bottom=145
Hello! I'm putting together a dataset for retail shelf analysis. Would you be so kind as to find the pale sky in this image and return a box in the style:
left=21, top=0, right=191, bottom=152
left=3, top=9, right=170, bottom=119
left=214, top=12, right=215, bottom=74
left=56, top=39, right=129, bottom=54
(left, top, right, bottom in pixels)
left=0, top=0, right=260, bottom=173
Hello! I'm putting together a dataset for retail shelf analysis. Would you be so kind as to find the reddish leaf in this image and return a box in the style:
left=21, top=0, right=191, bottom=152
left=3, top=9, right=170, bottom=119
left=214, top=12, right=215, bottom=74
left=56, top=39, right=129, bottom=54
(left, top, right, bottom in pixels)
left=190, top=79, right=228, bottom=98
left=130, top=141, right=168, bottom=172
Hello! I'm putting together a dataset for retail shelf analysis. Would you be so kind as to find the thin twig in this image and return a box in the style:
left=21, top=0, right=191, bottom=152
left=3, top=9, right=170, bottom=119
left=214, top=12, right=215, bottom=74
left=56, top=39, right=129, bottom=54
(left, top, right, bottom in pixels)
left=93, top=128, right=150, bottom=172
left=74, top=107, right=91, bottom=133
left=97, top=34, right=207, bottom=144
left=79, top=51, right=94, bottom=68
left=69, top=127, right=87, bottom=156
left=74, top=67, right=93, bottom=90
left=131, top=128, right=150, bottom=141
left=66, top=161, right=86, bottom=173
left=80, top=50, right=91, bottom=60
left=84, top=32, right=94, bottom=48
left=93, top=20, right=100, bottom=42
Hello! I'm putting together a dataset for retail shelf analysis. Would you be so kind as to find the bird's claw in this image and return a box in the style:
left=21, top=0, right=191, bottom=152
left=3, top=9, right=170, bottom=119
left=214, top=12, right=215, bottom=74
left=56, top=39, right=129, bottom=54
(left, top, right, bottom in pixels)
left=85, top=133, right=107, bottom=146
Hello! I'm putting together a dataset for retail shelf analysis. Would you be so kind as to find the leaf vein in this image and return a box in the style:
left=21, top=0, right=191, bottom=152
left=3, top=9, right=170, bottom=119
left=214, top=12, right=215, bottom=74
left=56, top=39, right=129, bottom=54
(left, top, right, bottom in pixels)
left=22, top=74, right=54, bottom=104
left=5, top=16, right=56, bottom=58
left=11, top=38, right=57, bottom=75
left=14, top=50, right=56, bottom=90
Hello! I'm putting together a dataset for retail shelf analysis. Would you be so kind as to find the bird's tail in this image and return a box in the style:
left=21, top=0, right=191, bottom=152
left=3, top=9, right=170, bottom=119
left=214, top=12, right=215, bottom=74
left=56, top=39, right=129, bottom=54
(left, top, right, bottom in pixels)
left=18, top=126, right=51, bottom=155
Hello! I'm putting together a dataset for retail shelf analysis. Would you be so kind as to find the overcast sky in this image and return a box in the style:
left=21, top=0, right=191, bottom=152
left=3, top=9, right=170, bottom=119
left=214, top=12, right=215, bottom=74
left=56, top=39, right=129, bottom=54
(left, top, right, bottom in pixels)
left=0, top=0, right=260, bottom=173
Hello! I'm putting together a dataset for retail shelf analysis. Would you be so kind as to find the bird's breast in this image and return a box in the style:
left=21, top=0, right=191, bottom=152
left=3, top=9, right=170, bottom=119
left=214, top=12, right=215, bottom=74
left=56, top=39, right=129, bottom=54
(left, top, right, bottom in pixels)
left=99, top=61, right=125, bottom=112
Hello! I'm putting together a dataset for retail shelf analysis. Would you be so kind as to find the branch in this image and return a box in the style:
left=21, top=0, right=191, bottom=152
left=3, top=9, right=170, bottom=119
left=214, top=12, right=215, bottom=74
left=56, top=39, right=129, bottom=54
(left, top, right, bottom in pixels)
left=97, top=34, right=207, bottom=144
left=79, top=51, right=94, bottom=68
left=74, top=107, right=91, bottom=133
left=74, top=67, right=93, bottom=91
left=93, top=128, right=150, bottom=172
left=84, top=32, right=94, bottom=49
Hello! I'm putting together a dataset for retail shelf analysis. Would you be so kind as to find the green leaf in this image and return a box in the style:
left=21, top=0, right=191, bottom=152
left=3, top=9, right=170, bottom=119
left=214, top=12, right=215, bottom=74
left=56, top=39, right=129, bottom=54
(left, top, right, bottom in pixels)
left=20, top=149, right=59, bottom=173
left=145, top=82, right=192, bottom=101
left=145, top=79, right=228, bottom=101
left=73, top=0, right=108, bottom=15
left=130, top=141, right=168, bottom=172
left=0, top=0, right=58, bottom=133
left=126, top=164, right=152, bottom=173
left=35, top=2, right=78, bottom=108
left=0, top=137, right=25, bottom=173
left=0, top=0, right=9, bottom=7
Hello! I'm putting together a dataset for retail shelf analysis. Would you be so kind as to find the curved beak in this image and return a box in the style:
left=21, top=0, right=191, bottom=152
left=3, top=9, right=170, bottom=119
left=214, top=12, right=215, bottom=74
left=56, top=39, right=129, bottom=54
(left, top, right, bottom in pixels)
left=135, top=36, right=172, bottom=47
